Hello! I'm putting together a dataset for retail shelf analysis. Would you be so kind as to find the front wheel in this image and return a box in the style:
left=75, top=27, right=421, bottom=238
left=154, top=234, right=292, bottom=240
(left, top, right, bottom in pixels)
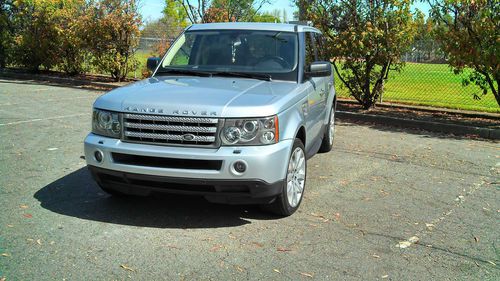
left=261, top=138, right=306, bottom=216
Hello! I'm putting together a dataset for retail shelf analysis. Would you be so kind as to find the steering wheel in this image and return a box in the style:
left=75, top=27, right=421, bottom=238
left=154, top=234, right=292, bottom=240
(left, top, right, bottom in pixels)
left=258, top=56, right=291, bottom=69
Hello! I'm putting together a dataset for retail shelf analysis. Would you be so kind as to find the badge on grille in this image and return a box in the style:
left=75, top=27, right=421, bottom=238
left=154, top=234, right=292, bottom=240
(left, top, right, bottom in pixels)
left=182, top=134, right=196, bottom=141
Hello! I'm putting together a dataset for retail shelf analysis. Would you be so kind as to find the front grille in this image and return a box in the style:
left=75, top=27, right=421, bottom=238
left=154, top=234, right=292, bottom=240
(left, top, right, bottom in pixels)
left=122, top=113, right=220, bottom=146
left=112, top=153, right=223, bottom=171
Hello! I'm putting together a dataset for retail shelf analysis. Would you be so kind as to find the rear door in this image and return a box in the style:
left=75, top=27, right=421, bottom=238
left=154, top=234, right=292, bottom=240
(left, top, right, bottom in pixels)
left=303, top=32, right=324, bottom=152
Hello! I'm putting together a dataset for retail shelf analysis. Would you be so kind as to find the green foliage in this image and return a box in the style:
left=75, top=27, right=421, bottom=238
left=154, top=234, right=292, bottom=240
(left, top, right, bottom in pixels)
left=56, top=0, right=89, bottom=75
left=430, top=0, right=500, bottom=106
left=163, top=0, right=188, bottom=27
left=10, top=0, right=62, bottom=71
left=0, top=0, right=15, bottom=68
left=3, top=0, right=141, bottom=79
left=307, top=0, right=417, bottom=109
left=175, top=0, right=270, bottom=23
left=82, top=0, right=142, bottom=81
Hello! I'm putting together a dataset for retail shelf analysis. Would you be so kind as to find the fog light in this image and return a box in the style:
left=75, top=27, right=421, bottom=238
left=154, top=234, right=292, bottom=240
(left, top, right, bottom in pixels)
left=233, top=161, right=246, bottom=173
left=94, top=150, right=103, bottom=163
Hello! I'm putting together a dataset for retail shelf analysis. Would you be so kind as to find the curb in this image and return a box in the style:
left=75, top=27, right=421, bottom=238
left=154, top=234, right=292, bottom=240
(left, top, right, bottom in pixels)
left=337, top=98, right=500, bottom=120
left=337, top=111, right=500, bottom=140
left=0, top=70, right=129, bottom=90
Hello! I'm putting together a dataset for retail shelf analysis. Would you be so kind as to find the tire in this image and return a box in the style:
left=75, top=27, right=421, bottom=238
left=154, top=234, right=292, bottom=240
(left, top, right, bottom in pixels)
left=319, top=105, right=335, bottom=153
left=261, top=138, right=307, bottom=216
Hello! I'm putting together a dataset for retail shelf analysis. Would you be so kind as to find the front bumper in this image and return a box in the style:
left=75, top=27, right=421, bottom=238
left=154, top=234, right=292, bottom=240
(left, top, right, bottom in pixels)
left=84, top=133, right=292, bottom=197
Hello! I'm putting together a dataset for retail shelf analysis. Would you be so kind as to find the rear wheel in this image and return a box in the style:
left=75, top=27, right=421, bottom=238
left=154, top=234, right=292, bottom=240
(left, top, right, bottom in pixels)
left=261, top=138, right=306, bottom=216
left=319, top=105, right=335, bottom=153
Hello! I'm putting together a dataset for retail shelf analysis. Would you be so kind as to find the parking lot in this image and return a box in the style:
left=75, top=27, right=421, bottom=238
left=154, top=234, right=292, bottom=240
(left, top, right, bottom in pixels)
left=0, top=78, right=498, bottom=280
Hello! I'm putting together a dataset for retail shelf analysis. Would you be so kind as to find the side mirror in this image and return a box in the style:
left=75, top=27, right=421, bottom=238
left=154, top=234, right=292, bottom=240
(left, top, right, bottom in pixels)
left=147, top=57, right=161, bottom=72
left=305, top=61, right=332, bottom=78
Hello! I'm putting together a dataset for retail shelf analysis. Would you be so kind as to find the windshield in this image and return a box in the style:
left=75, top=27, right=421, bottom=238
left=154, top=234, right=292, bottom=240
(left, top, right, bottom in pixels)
left=157, top=30, right=298, bottom=81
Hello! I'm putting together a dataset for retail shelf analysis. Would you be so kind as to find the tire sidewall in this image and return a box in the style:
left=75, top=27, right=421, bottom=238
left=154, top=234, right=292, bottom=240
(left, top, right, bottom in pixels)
left=280, top=138, right=307, bottom=215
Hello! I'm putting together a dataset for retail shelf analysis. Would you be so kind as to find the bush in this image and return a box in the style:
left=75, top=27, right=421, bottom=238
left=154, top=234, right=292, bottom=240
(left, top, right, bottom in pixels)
left=83, top=0, right=142, bottom=81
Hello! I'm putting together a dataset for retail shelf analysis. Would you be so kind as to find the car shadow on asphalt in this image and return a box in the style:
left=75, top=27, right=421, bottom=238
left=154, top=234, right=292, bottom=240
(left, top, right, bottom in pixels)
left=34, top=167, right=281, bottom=229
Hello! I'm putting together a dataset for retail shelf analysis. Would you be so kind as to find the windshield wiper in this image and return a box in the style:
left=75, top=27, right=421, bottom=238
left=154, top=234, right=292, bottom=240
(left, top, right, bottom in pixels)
left=155, top=68, right=213, bottom=77
left=212, top=71, right=272, bottom=81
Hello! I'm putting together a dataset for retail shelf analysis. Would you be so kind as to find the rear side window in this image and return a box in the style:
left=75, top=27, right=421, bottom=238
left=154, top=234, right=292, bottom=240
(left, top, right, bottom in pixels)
left=304, top=32, right=316, bottom=67
left=314, top=33, right=328, bottom=61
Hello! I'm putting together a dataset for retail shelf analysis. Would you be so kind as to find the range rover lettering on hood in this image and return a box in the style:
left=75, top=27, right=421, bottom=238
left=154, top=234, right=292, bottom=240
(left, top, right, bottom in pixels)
left=124, top=106, right=217, bottom=116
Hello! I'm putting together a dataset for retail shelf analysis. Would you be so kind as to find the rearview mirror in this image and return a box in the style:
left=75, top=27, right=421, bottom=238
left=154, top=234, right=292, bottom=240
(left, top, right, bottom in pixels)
left=147, top=57, right=161, bottom=72
left=305, top=61, right=332, bottom=78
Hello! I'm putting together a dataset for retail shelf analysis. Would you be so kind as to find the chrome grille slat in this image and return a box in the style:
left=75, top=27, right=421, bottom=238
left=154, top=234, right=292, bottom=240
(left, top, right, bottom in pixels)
left=124, top=122, right=217, bottom=133
left=125, top=131, right=215, bottom=142
left=124, top=114, right=218, bottom=124
left=122, top=113, right=219, bottom=147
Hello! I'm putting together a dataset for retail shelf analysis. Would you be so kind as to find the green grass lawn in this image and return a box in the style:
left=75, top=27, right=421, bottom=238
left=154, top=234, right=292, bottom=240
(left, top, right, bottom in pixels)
left=130, top=54, right=499, bottom=113
left=335, top=63, right=499, bottom=113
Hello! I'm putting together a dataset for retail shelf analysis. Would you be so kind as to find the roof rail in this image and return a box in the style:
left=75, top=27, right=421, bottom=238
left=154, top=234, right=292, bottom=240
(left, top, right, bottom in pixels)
left=288, top=21, right=313, bottom=26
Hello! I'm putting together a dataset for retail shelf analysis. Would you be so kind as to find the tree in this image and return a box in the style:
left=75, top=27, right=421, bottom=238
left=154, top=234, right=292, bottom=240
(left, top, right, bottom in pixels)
left=163, top=0, right=188, bottom=27
left=307, top=0, right=416, bottom=109
left=56, top=0, right=89, bottom=75
left=10, top=0, right=62, bottom=71
left=83, top=0, right=142, bottom=81
left=429, top=0, right=499, bottom=106
left=175, top=0, right=270, bottom=23
left=0, top=0, right=15, bottom=68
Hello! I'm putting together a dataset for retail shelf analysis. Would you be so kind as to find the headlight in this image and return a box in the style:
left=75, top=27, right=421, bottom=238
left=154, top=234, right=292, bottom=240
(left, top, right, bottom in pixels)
left=92, top=109, right=121, bottom=138
left=221, top=116, right=278, bottom=146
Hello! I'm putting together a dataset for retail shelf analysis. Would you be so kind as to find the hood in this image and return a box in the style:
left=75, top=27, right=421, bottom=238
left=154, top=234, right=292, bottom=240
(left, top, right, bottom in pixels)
left=94, top=76, right=300, bottom=117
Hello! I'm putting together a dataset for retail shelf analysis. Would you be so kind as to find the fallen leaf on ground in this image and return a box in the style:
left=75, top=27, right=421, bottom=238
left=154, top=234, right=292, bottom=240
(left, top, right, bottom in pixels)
left=120, top=264, right=135, bottom=272
left=397, top=241, right=412, bottom=248
left=382, top=275, right=389, bottom=278
left=47, top=147, right=58, bottom=151
left=300, top=272, right=314, bottom=278
left=334, top=213, right=341, bottom=220
left=473, top=236, right=479, bottom=243
left=277, top=247, right=292, bottom=252
left=408, top=236, right=419, bottom=244
left=235, top=265, right=245, bottom=272
left=210, top=245, right=223, bottom=252
left=228, top=234, right=236, bottom=239
left=251, top=242, right=264, bottom=248
left=23, top=214, right=32, bottom=218
left=372, top=254, right=380, bottom=258
left=6, top=225, right=13, bottom=228
left=36, top=239, right=42, bottom=245
left=273, top=269, right=281, bottom=273
left=20, top=205, right=28, bottom=209
left=309, top=213, right=329, bottom=222
left=1, top=253, right=10, bottom=257
left=487, top=260, right=496, bottom=266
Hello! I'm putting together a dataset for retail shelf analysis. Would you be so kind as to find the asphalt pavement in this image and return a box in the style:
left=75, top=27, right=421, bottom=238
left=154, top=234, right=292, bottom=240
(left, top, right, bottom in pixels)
left=0, top=78, right=499, bottom=280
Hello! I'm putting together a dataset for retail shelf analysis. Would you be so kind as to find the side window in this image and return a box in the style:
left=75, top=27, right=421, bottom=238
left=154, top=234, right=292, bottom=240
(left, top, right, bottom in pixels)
left=304, top=32, right=316, bottom=67
left=314, top=33, right=327, bottom=61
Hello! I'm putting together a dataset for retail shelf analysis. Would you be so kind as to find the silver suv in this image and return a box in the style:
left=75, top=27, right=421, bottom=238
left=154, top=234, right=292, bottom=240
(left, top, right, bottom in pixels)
left=84, top=22, right=336, bottom=216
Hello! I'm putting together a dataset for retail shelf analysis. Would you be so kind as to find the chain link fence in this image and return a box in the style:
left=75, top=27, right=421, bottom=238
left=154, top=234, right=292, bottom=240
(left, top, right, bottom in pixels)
left=335, top=40, right=499, bottom=113
left=134, top=37, right=498, bottom=113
